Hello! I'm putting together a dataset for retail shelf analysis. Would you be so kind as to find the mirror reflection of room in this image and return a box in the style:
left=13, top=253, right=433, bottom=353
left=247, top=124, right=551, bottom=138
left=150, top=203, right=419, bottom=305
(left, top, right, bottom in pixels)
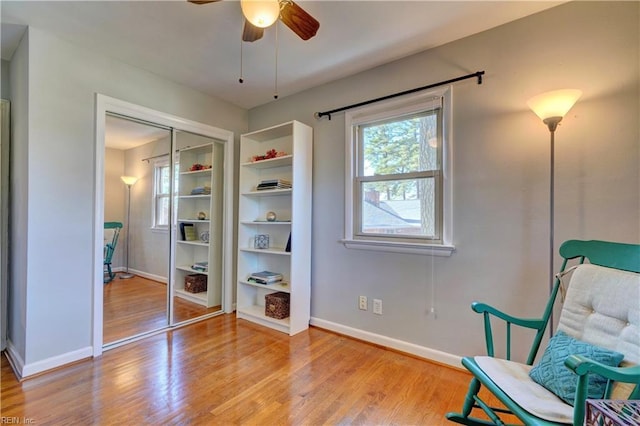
left=103, top=114, right=171, bottom=344
left=103, top=115, right=225, bottom=345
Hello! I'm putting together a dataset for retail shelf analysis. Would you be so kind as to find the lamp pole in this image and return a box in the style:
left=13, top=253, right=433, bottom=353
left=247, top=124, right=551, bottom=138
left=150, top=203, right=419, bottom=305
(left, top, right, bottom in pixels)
left=527, top=89, right=581, bottom=338
left=544, top=117, right=560, bottom=336
left=120, top=176, right=138, bottom=279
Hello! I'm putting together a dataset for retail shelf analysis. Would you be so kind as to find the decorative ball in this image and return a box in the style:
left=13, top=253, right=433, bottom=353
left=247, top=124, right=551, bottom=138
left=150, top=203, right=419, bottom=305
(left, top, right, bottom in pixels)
left=266, top=211, right=277, bottom=222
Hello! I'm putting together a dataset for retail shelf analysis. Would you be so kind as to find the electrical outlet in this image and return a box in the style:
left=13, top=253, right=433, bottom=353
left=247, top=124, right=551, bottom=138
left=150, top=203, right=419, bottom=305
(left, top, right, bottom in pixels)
left=373, top=299, right=383, bottom=315
left=359, top=295, right=368, bottom=310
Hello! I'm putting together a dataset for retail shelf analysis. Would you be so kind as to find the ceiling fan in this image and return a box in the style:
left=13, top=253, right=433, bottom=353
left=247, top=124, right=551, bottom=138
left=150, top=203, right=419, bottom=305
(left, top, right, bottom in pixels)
left=188, top=0, right=320, bottom=43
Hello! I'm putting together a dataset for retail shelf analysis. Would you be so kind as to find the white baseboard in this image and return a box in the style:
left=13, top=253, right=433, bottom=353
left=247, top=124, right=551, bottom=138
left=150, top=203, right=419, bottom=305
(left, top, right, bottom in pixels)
left=309, top=317, right=462, bottom=369
left=5, top=339, right=92, bottom=379
left=5, top=339, right=25, bottom=380
left=114, top=267, right=167, bottom=284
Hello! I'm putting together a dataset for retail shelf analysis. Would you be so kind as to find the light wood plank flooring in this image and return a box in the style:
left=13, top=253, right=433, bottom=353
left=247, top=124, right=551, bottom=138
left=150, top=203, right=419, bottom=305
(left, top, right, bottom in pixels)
left=104, top=274, right=219, bottom=343
left=2, top=315, right=510, bottom=425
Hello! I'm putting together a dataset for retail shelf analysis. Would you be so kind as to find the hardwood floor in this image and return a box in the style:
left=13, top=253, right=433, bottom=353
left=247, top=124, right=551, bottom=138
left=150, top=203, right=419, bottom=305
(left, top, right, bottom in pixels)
left=104, top=274, right=219, bottom=343
left=0, top=315, right=511, bottom=425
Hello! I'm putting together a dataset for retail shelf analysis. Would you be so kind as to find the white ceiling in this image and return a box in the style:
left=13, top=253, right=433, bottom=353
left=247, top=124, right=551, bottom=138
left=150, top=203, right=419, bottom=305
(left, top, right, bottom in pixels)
left=1, top=1, right=564, bottom=111
left=105, top=115, right=170, bottom=150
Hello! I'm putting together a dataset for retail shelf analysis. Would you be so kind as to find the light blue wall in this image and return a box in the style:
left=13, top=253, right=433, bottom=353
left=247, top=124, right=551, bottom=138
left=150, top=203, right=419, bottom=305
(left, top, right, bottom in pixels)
left=1, top=59, right=10, bottom=99
left=9, top=26, right=247, bottom=371
left=8, top=28, right=29, bottom=363
left=248, top=1, right=640, bottom=360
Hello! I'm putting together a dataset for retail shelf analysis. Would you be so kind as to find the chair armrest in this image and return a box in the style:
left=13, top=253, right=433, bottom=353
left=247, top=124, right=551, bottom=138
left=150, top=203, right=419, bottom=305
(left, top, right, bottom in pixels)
left=471, top=302, right=546, bottom=360
left=565, top=354, right=640, bottom=382
left=564, top=355, right=640, bottom=426
left=472, top=302, right=546, bottom=330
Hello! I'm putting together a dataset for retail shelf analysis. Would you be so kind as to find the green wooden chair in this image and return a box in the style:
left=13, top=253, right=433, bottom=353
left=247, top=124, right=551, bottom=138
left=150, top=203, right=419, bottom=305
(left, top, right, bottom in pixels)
left=103, top=222, right=122, bottom=283
left=446, top=239, right=640, bottom=426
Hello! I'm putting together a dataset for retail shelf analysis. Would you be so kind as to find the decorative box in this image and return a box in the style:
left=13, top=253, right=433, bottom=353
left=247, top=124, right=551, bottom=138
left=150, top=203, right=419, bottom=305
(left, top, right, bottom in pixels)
left=265, top=291, right=290, bottom=319
left=184, top=274, right=207, bottom=293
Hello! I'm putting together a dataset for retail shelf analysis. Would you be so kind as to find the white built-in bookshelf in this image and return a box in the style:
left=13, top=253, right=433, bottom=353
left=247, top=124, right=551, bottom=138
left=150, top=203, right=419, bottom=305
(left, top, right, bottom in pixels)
left=236, top=121, right=312, bottom=335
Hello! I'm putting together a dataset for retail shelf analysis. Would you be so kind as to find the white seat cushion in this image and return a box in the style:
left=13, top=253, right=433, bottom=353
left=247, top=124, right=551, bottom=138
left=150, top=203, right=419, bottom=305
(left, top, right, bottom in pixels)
left=475, top=356, right=573, bottom=424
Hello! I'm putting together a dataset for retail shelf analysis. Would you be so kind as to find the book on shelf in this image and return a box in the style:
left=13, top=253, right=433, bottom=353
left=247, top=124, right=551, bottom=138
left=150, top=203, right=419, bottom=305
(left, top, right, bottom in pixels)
left=256, top=179, right=291, bottom=191
left=247, top=270, right=283, bottom=284
left=191, top=261, right=208, bottom=272
left=190, top=185, right=211, bottom=195
left=180, top=223, right=198, bottom=241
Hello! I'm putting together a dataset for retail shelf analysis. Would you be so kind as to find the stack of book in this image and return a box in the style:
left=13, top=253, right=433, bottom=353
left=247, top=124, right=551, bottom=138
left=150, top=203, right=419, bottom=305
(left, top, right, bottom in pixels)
left=247, top=270, right=283, bottom=285
left=191, top=185, right=211, bottom=195
left=191, top=261, right=208, bottom=273
left=256, top=179, right=291, bottom=191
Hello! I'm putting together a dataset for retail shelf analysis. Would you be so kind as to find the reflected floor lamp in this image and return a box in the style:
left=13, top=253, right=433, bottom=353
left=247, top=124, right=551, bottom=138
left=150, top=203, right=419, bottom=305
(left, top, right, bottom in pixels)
left=527, top=89, right=582, bottom=337
left=120, top=175, right=139, bottom=279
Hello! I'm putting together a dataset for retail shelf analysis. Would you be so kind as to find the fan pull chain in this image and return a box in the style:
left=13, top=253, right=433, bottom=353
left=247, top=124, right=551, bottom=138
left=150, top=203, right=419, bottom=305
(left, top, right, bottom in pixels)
left=274, top=23, right=279, bottom=99
left=239, top=40, right=244, bottom=84
left=239, top=17, right=244, bottom=84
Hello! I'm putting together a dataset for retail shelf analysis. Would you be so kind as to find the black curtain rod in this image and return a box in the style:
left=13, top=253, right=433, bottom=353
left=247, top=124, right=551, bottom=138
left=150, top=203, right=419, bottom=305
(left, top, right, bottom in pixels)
left=141, top=148, right=184, bottom=163
left=315, top=70, right=485, bottom=120
left=141, top=153, right=169, bottom=163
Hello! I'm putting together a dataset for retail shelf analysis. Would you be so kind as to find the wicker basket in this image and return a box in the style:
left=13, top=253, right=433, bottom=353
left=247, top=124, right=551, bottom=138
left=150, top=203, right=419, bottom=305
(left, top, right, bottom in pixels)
left=265, top=292, right=290, bottom=319
left=184, top=274, right=207, bottom=293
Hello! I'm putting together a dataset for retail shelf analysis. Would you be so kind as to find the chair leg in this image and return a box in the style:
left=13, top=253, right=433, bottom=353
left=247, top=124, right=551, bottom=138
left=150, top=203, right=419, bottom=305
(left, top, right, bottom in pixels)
left=446, top=377, right=493, bottom=425
left=462, top=377, right=482, bottom=416
left=104, top=263, right=113, bottom=283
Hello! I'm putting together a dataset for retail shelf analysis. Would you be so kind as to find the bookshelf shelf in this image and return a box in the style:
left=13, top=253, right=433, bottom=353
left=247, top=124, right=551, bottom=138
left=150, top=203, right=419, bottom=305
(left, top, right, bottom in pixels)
left=238, top=280, right=291, bottom=293
left=241, top=188, right=292, bottom=197
left=237, top=304, right=291, bottom=333
left=236, top=121, right=312, bottom=336
left=178, top=194, right=211, bottom=199
left=178, top=219, right=211, bottom=224
left=239, top=247, right=291, bottom=256
left=179, top=168, right=212, bottom=176
left=176, top=265, right=209, bottom=275
left=241, top=155, right=293, bottom=169
left=240, top=220, right=291, bottom=225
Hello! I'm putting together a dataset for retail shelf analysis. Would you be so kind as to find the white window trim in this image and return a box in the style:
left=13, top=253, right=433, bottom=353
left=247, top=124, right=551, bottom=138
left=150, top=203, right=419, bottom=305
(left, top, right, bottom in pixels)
left=151, top=157, right=170, bottom=232
left=342, top=88, right=455, bottom=256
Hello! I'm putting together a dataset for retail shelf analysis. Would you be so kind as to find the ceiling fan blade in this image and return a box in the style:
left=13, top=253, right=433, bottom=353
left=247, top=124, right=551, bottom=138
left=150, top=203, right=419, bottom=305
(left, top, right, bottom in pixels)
left=280, top=1, right=319, bottom=41
left=187, top=0, right=221, bottom=4
left=242, top=20, right=264, bottom=42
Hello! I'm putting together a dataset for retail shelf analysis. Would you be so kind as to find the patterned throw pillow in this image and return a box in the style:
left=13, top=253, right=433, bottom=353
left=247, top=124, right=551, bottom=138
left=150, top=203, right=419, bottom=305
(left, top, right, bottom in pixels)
left=529, top=331, right=624, bottom=405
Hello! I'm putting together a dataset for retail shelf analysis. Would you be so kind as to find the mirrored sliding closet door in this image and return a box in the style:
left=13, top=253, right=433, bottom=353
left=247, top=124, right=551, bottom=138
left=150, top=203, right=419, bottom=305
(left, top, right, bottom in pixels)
left=101, top=108, right=231, bottom=348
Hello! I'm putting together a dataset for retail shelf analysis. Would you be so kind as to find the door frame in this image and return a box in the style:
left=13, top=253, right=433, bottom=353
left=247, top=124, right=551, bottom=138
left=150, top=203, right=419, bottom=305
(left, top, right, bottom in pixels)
left=0, top=99, right=9, bottom=351
left=93, top=94, right=234, bottom=357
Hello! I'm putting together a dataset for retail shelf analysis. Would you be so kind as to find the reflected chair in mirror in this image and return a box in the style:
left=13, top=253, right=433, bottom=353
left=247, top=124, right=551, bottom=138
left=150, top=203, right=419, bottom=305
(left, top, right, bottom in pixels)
left=104, top=222, right=122, bottom=283
left=446, top=239, right=640, bottom=426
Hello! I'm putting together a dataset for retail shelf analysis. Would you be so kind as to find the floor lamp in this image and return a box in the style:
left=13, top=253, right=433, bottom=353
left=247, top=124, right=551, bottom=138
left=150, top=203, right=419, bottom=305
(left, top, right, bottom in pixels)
left=120, top=175, right=139, bottom=279
left=527, top=89, right=582, bottom=337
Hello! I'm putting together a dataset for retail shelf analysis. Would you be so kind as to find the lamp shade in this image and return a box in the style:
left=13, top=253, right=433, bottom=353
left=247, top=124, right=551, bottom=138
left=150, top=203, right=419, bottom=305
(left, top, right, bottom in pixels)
left=240, top=0, right=280, bottom=28
left=120, top=176, right=138, bottom=186
left=527, top=89, right=582, bottom=121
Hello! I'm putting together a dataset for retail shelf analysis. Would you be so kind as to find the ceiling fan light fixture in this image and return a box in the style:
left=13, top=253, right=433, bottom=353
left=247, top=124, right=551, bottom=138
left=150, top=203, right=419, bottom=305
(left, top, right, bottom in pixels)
left=241, top=0, right=280, bottom=28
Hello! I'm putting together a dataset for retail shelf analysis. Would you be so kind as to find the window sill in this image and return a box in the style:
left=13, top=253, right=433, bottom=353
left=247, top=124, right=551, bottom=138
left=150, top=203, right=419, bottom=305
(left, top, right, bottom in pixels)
left=340, top=239, right=455, bottom=256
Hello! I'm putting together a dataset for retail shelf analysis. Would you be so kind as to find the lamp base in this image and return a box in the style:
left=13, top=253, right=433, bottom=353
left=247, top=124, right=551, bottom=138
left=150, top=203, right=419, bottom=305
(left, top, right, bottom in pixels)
left=119, top=272, right=135, bottom=279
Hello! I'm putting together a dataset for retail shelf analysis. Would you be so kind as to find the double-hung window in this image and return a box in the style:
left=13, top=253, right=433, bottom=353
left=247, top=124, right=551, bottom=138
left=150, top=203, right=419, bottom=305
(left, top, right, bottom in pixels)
left=152, top=159, right=178, bottom=230
left=343, top=88, right=454, bottom=256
